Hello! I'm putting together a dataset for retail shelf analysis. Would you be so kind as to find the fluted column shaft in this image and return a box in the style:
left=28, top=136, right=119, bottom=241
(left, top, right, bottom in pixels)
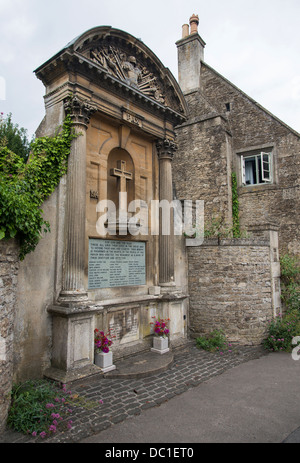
left=156, top=139, right=177, bottom=286
left=60, top=97, right=96, bottom=300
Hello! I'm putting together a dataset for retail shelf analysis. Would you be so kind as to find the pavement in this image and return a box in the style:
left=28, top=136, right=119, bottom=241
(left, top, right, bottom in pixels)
left=1, top=341, right=300, bottom=446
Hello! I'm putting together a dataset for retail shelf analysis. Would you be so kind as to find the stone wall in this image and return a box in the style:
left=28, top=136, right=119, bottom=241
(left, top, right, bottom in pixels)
left=186, top=235, right=280, bottom=345
left=174, top=61, right=300, bottom=257
left=0, top=240, right=19, bottom=433
left=173, top=98, right=233, bottom=230
left=199, top=63, right=300, bottom=257
left=13, top=187, right=60, bottom=382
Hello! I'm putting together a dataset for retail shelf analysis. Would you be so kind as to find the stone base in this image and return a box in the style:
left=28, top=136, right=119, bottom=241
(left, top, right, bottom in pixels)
left=148, top=286, right=161, bottom=296
left=159, top=282, right=177, bottom=294
left=151, top=347, right=170, bottom=355
left=104, top=350, right=174, bottom=378
left=101, top=364, right=116, bottom=373
left=57, top=290, right=89, bottom=303
left=94, top=351, right=116, bottom=373
left=43, top=364, right=102, bottom=384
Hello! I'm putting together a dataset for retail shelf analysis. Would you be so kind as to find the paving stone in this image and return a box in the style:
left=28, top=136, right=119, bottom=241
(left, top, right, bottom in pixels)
left=126, top=407, right=142, bottom=416
left=110, top=414, right=129, bottom=424
left=0, top=344, right=267, bottom=443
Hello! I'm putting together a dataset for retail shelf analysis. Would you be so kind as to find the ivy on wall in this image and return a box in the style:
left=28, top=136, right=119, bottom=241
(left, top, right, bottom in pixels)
left=231, top=172, right=241, bottom=238
left=0, top=114, right=77, bottom=260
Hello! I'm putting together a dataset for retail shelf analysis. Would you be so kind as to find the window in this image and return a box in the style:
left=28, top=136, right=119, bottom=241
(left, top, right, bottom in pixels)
left=225, top=102, right=231, bottom=112
left=241, top=151, right=272, bottom=185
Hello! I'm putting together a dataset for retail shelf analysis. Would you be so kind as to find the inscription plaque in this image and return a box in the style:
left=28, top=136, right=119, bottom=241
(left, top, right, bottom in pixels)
left=108, top=307, right=139, bottom=344
left=88, top=239, right=146, bottom=289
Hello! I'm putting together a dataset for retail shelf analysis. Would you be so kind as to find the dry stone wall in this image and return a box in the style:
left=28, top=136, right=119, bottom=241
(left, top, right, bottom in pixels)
left=0, top=240, right=19, bottom=433
left=187, top=238, right=276, bottom=345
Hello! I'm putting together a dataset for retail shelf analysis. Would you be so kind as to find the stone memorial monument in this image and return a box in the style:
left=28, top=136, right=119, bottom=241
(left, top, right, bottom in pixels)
left=30, top=26, right=189, bottom=381
left=2, top=16, right=293, bottom=395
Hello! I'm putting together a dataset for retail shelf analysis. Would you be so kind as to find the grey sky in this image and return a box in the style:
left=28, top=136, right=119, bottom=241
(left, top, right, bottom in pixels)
left=0, top=0, right=299, bottom=138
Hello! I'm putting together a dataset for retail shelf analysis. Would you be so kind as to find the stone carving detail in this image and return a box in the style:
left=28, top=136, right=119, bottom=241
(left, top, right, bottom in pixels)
left=90, top=46, right=165, bottom=104
left=64, top=96, right=97, bottom=126
left=156, top=138, right=178, bottom=160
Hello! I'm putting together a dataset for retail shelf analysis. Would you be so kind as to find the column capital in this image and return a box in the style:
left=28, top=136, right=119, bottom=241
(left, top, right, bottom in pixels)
left=156, top=138, right=178, bottom=160
left=64, top=96, right=97, bottom=128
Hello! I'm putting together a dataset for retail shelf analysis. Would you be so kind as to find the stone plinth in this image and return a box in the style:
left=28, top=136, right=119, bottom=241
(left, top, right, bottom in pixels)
left=46, top=304, right=99, bottom=382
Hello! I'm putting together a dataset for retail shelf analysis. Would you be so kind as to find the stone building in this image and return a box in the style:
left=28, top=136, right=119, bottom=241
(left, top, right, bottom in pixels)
left=174, top=15, right=300, bottom=258
left=1, top=15, right=299, bottom=420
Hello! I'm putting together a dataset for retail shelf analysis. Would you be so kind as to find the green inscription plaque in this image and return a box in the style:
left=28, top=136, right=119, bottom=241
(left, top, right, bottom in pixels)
left=88, top=239, right=146, bottom=289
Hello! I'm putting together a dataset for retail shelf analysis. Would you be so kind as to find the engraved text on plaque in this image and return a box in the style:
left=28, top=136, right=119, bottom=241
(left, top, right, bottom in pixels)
left=88, top=239, right=146, bottom=289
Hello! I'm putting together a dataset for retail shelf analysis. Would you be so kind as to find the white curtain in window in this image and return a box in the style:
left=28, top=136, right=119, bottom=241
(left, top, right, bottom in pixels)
left=245, top=161, right=254, bottom=184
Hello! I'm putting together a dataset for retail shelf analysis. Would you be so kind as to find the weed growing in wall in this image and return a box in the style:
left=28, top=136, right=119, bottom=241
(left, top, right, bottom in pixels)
left=280, top=254, right=300, bottom=312
left=231, top=172, right=241, bottom=238
left=201, top=173, right=243, bottom=239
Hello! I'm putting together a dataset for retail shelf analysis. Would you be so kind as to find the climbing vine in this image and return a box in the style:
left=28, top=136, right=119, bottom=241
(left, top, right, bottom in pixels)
left=0, top=114, right=77, bottom=260
left=231, top=172, right=240, bottom=238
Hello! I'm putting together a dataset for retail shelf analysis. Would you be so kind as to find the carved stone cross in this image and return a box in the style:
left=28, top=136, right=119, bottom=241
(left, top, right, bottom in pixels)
left=110, top=160, right=133, bottom=213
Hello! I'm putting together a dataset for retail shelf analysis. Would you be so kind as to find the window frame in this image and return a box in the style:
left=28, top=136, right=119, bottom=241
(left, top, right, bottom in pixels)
left=240, top=150, right=273, bottom=186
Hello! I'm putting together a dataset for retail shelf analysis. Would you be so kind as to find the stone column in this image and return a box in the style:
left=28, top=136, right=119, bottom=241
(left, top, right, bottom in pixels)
left=156, top=139, right=177, bottom=288
left=59, top=96, right=96, bottom=302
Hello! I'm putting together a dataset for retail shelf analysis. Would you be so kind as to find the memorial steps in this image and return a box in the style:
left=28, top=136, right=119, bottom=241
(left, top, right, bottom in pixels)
left=103, top=350, right=174, bottom=379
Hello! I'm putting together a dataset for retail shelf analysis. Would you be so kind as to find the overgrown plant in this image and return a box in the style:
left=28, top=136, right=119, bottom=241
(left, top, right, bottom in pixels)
left=204, top=216, right=228, bottom=238
left=280, top=254, right=300, bottom=311
left=263, top=311, right=300, bottom=352
left=203, top=216, right=248, bottom=240
left=196, top=329, right=233, bottom=354
left=7, top=378, right=104, bottom=438
left=263, top=254, right=300, bottom=352
left=0, top=113, right=77, bottom=260
left=7, top=380, right=74, bottom=437
left=231, top=172, right=241, bottom=238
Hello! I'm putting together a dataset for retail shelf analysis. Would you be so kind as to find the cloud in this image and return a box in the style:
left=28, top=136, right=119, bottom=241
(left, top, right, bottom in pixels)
left=2, top=16, right=35, bottom=40
left=0, top=76, right=5, bottom=100
left=0, top=0, right=299, bottom=136
left=0, top=2, right=37, bottom=64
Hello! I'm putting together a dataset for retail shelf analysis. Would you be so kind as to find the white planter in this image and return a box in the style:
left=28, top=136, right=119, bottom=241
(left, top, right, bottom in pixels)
left=151, top=336, right=170, bottom=354
left=94, top=351, right=116, bottom=372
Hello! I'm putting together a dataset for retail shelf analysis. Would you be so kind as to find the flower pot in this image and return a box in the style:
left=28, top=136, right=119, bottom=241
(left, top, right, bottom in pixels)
left=151, top=336, right=170, bottom=354
left=94, top=351, right=116, bottom=372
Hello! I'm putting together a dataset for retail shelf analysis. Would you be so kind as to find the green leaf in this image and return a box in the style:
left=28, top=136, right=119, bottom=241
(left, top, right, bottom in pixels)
left=0, top=112, right=77, bottom=259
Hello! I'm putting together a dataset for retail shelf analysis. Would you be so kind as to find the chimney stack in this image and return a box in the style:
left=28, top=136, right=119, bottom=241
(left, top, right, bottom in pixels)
left=189, top=14, right=199, bottom=34
left=182, top=24, right=189, bottom=39
left=176, top=15, right=206, bottom=95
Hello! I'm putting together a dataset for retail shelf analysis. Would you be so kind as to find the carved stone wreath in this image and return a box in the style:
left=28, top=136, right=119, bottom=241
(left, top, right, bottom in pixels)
left=89, top=45, right=165, bottom=105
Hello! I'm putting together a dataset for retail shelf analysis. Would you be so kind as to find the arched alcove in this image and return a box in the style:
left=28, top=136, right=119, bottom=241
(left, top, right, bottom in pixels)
left=107, top=148, right=135, bottom=212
